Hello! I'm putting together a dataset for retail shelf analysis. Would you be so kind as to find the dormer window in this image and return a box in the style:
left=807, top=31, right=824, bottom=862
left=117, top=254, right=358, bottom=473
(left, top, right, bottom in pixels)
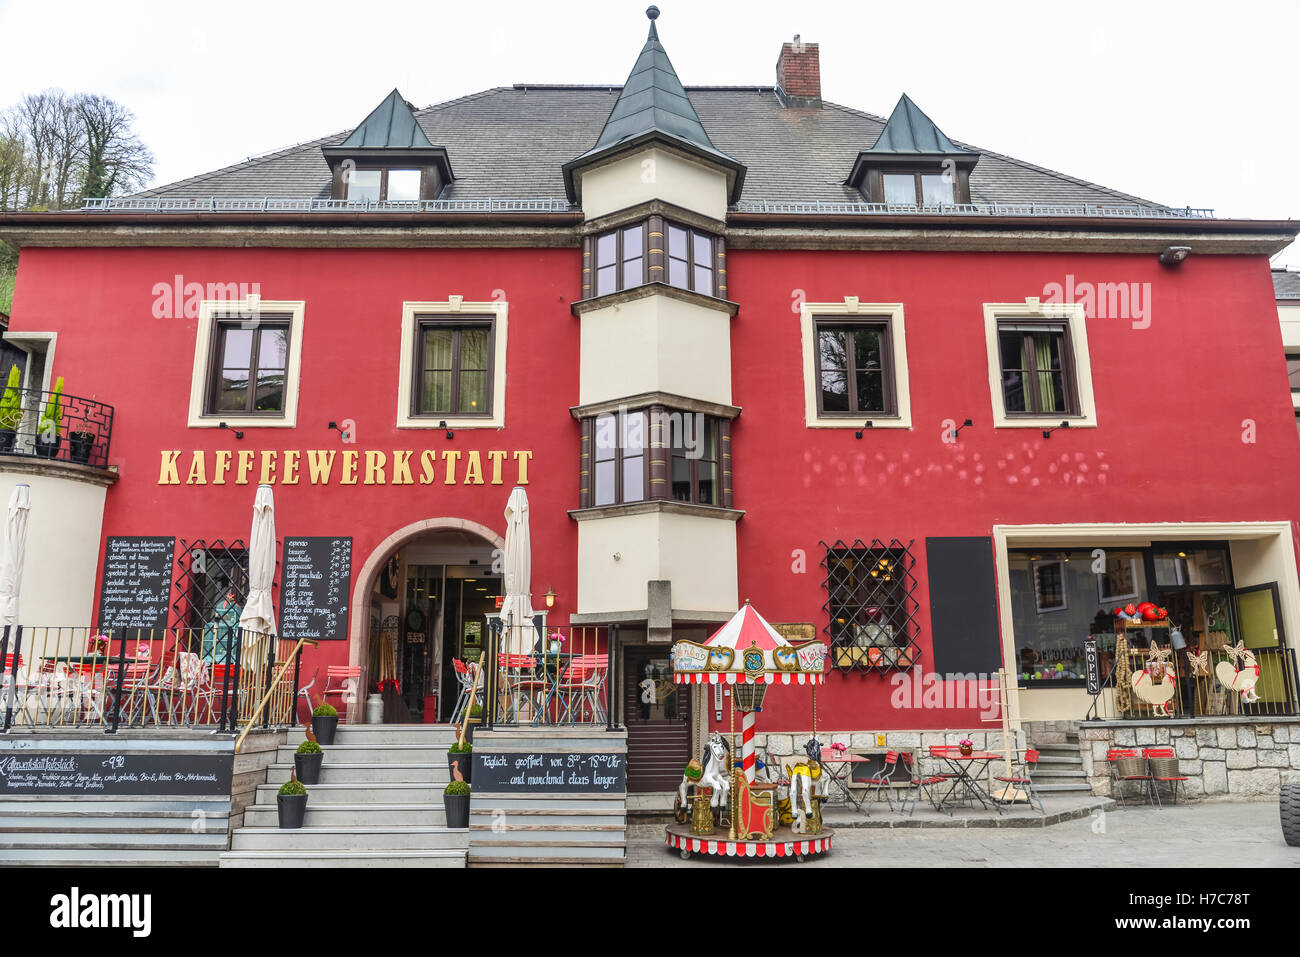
left=345, top=168, right=423, bottom=203
left=882, top=171, right=955, bottom=207
left=322, top=89, right=453, bottom=204
left=847, top=94, right=977, bottom=207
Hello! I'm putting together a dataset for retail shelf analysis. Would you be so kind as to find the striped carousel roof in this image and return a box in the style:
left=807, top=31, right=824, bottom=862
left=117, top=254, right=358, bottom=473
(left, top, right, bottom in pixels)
left=671, top=601, right=827, bottom=684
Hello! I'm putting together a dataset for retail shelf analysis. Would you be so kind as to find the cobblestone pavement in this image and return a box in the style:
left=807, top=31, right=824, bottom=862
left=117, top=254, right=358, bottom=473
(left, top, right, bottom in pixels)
left=628, top=799, right=1300, bottom=867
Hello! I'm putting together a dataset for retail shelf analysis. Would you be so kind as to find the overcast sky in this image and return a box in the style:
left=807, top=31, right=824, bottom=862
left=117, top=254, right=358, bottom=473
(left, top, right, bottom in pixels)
left=2, top=0, right=1296, bottom=267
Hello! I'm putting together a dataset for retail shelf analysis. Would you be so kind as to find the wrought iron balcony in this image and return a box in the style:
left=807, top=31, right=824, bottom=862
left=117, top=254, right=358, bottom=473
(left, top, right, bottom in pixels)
left=0, top=386, right=114, bottom=469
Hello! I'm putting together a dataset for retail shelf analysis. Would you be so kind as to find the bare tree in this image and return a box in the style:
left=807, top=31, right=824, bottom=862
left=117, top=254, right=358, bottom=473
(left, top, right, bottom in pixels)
left=0, top=88, right=154, bottom=210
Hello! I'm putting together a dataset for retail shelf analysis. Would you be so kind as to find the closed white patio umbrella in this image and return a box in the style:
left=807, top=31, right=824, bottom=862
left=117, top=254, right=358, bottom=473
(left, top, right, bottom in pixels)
left=499, top=486, right=534, bottom=654
left=0, top=483, right=31, bottom=630
left=238, top=484, right=277, bottom=667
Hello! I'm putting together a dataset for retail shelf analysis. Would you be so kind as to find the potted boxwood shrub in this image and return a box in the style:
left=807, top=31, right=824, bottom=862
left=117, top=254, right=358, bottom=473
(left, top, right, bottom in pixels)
left=311, top=702, right=339, bottom=745
left=443, top=779, right=471, bottom=829
left=0, top=366, right=21, bottom=454
left=295, top=739, right=324, bottom=785
left=448, top=739, right=473, bottom=784
left=277, top=774, right=309, bottom=829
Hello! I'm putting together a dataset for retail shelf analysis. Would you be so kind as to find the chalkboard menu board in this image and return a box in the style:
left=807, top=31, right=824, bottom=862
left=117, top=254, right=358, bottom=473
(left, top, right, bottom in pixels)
left=927, top=536, right=1003, bottom=677
left=97, top=536, right=175, bottom=631
left=472, top=751, right=626, bottom=793
left=280, top=537, right=352, bottom=641
left=0, top=752, right=233, bottom=796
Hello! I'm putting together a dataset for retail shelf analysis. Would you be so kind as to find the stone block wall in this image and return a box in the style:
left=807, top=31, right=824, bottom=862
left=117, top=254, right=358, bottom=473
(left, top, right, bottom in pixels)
left=1081, top=719, right=1300, bottom=799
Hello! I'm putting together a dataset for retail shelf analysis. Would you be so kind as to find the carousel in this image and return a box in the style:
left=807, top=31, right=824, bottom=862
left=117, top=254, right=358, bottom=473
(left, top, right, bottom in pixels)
left=666, top=601, right=832, bottom=862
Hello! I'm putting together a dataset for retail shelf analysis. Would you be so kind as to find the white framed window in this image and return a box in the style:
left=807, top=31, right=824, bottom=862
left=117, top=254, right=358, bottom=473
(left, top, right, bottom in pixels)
left=983, top=298, right=1097, bottom=430
left=187, top=297, right=306, bottom=429
left=799, top=298, right=912, bottom=429
left=398, top=297, right=508, bottom=430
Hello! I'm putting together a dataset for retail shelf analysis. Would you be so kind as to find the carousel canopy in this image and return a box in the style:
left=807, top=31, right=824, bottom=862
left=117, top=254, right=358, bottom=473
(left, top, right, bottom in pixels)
left=671, top=602, right=827, bottom=684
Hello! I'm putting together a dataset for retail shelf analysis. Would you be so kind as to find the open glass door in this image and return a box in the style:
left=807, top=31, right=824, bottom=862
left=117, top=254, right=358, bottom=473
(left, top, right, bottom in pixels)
left=1233, top=583, right=1293, bottom=712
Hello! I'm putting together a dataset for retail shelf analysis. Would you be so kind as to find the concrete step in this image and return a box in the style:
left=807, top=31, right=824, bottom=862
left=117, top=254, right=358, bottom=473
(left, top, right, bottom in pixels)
left=243, top=802, right=446, bottom=828
left=468, top=841, right=624, bottom=862
left=1034, top=782, right=1094, bottom=793
left=0, top=846, right=223, bottom=866
left=1035, top=753, right=1084, bottom=765
left=0, top=799, right=231, bottom=815
left=470, top=794, right=626, bottom=812
left=469, top=808, right=626, bottom=828
left=0, top=830, right=230, bottom=848
left=1033, top=769, right=1089, bottom=780
left=264, top=762, right=449, bottom=785
left=222, top=849, right=466, bottom=868
left=256, top=782, right=444, bottom=804
left=275, top=744, right=451, bottom=763
left=230, top=825, right=467, bottom=852
left=286, top=724, right=458, bottom=746
left=0, top=815, right=229, bottom=833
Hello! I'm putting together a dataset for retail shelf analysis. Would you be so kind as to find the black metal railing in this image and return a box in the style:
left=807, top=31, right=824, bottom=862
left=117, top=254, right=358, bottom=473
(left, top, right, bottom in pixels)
left=478, top=617, right=620, bottom=731
left=1088, top=640, right=1300, bottom=720
left=0, top=386, right=114, bottom=469
left=0, top=623, right=309, bottom=734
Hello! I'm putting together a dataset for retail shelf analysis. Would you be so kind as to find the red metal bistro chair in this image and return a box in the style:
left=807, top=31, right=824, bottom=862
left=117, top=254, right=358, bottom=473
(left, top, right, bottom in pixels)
left=1108, top=748, right=1153, bottom=807
left=993, top=748, right=1045, bottom=814
left=1143, top=747, right=1188, bottom=807
left=859, top=750, right=902, bottom=814
left=321, top=665, right=361, bottom=722
left=899, top=751, right=947, bottom=816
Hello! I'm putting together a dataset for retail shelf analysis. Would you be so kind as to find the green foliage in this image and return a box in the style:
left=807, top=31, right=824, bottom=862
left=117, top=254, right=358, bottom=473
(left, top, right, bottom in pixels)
left=312, top=702, right=337, bottom=718
left=444, top=780, right=470, bottom=796
left=462, top=649, right=481, bottom=664
left=37, top=376, right=62, bottom=438
left=469, top=704, right=483, bottom=718
left=296, top=740, right=322, bottom=755
left=449, top=741, right=472, bottom=753
left=278, top=779, right=307, bottom=797
left=0, top=365, right=21, bottom=430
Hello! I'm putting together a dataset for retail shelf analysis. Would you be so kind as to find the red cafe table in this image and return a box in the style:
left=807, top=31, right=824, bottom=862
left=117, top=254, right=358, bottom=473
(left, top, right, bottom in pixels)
left=928, top=747, right=1003, bottom=814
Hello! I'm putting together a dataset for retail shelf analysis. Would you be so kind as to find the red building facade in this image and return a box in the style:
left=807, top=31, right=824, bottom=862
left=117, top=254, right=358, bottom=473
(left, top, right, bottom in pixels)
left=3, top=13, right=1298, bottom=788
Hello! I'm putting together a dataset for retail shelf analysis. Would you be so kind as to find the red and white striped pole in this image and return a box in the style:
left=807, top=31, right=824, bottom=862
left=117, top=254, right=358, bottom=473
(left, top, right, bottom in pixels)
left=740, top=709, right=757, bottom=783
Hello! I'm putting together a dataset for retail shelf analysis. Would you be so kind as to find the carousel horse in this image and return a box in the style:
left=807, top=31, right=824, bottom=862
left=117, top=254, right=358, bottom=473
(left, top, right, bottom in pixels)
left=789, top=737, right=826, bottom=834
left=676, top=733, right=731, bottom=813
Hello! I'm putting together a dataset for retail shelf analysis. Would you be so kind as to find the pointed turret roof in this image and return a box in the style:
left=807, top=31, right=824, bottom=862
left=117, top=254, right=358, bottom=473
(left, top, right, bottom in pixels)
left=341, top=89, right=436, bottom=150
left=867, top=94, right=970, bottom=155
left=563, top=7, right=745, bottom=203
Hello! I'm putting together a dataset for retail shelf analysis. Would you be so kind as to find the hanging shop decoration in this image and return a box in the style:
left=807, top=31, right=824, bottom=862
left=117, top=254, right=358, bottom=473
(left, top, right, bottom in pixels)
left=666, top=601, right=833, bottom=863
left=1215, top=642, right=1261, bottom=705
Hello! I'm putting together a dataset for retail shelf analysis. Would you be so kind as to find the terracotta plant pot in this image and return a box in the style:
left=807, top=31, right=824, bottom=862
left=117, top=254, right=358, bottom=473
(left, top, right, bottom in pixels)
left=295, top=750, right=324, bottom=785
left=311, top=714, right=338, bottom=745
left=277, top=792, right=308, bottom=829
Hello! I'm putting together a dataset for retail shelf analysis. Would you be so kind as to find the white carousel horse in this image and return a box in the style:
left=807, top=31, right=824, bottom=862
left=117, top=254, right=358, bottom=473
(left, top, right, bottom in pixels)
left=677, top=733, right=731, bottom=811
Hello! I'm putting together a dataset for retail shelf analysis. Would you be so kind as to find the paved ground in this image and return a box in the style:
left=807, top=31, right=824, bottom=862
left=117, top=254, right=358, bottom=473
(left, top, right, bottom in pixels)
left=628, top=799, right=1300, bottom=867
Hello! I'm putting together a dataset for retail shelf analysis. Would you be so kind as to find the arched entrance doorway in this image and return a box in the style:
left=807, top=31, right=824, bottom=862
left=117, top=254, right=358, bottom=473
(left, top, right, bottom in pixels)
left=347, top=518, right=504, bottom=723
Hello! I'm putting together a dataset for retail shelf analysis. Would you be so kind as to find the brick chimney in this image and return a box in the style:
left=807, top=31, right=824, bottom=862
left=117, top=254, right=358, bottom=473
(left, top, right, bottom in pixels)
left=776, top=35, right=821, bottom=108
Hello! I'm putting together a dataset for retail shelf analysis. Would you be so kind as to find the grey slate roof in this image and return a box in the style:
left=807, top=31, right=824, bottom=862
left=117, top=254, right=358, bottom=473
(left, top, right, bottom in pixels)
left=1275, top=269, right=1300, bottom=300
left=339, top=89, right=436, bottom=150
left=139, top=85, right=1171, bottom=210
left=867, top=94, right=970, bottom=155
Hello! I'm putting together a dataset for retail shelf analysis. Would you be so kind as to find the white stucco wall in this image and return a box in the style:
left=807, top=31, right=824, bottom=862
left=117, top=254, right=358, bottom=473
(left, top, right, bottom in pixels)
left=578, top=147, right=729, bottom=222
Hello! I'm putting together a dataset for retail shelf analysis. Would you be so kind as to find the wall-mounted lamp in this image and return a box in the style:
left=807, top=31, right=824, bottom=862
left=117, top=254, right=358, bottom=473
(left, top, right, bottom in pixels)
left=855, top=421, right=873, bottom=439
left=1041, top=420, right=1071, bottom=439
left=217, top=422, right=244, bottom=440
left=950, top=418, right=974, bottom=440
left=439, top=420, right=454, bottom=441
left=327, top=420, right=348, bottom=439
left=544, top=586, right=556, bottom=609
left=1159, top=245, right=1192, bottom=266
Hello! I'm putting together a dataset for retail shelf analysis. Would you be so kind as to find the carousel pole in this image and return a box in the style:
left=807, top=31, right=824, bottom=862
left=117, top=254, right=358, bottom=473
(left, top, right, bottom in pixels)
left=728, top=685, right=737, bottom=841
left=740, top=705, right=757, bottom=784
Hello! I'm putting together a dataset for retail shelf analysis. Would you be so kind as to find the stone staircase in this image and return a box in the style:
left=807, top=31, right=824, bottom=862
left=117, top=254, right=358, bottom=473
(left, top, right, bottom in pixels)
left=468, top=728, right=627, bottom=867
left=0, top=797, right=233, bottom=867
left=220, top=724, right=467, bottom=868
left=1030, top=731, right=1092, bottom=794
